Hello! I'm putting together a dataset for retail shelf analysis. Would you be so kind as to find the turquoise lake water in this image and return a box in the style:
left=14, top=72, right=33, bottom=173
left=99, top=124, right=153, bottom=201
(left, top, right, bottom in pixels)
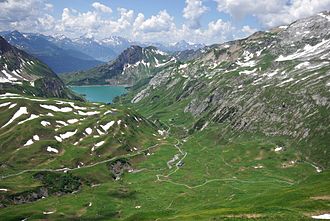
left=70, top=85, right=127, bottom=103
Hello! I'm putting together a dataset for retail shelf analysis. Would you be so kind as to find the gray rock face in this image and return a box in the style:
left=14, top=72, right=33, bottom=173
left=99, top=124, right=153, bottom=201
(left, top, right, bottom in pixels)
left=278, top=11, right=330, bottom=45
left=109, top=160, right=132, bottom=179
left=129, top=12, right=330, bottom=167
left=11, top=187, right=49, bottom=205
left=132, top=88, right=150, bottom=103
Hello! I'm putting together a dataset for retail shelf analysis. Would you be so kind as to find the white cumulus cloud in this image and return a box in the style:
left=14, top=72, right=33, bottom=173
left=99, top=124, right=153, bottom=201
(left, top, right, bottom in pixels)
left=214, top=0, right=330, bottom=27
left=0, top=0, right=55, bottom=32
left=92, top=2, right=112, bottom=14
left=136, top=10, right=175, bottom=33
left=183, top=0, right=208, bottom=29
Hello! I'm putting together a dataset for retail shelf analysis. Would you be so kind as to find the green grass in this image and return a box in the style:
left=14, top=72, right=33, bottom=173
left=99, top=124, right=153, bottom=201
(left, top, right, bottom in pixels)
left=0, top=116, right=329, bottom=220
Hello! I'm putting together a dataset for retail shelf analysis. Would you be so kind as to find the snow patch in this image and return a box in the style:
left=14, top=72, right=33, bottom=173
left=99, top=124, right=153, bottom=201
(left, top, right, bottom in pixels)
left=0, top=102, right=11, bottom=107
left=277, top=78, right=294, bottom=87
left=85, top=128, right=92, bottom=135
left=1, top=107, right=28, bottom=128
left=59, top=130, right=77, bottom=140
left=97, top=129, right=105, bottom=135
left=54, top=136, right=62, bottom=142
left=24, top=139, right=34, bottom=146
left=8, top=103, right=17, bottom=109
left=40, top=104, right=72, bottom=113
left=92, top=141, right=105, bottom=151
left=18, top=114, right=39, bottom=125
left=67, top=119, right=79, bottom=124
left=312, top=214, right=330, bottom=220
left=265, top=70, right=279, bottom=78
left=236, top=60, right=256, bottom=67
left=42, top=210, right=55, bottom=215
left=274, top=146, right=283, bottom=152
left=158, top=130, right=166, bottom=136
left=242, top=50, right=254, bottom=61
left=1, top=70, right=18, bottom=81
left=56, top=101, right=87, bottom=110
left=311, top=163, right=322, bottom=173
left=95, top=141, right=105, bottom=147
left=318, top=12, right=330, bottom=21
left=41, top=121, right=51, bottom=127
left=179, top=64, right=188, bottom=69
left=46, top=146, right=59, bottom=154
left=295, top=61, right=310, bottom=69
left=56, top=121, right=68, bottom=126
left=239, top=68, right=257, bottom=75
left=275, top=39, right=330, bottom=61
left=101, top=121, right=115, bottom=132
left=77, top=110, right=99, bottom=116
left=104, top=110, right=113, bottom=115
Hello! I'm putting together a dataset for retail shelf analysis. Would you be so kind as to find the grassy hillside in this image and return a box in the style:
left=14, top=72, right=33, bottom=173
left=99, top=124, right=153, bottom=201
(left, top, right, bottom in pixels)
left=0, top=92, right=328, bottom=220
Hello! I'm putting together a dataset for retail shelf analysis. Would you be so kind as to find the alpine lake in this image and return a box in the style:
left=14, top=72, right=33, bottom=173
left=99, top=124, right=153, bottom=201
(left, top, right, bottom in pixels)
left=70, top=85, right=127, bottom=103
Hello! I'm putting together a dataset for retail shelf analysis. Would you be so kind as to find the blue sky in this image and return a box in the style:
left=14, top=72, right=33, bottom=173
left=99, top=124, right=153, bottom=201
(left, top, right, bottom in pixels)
left=0, top=0, right=329, bottom=44
left=49, top=0, right=227, bottom=26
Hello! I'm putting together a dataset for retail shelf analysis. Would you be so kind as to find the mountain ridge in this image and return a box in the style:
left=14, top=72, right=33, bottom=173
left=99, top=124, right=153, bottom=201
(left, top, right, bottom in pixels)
left=62, top=45, right=176, bottom=86
left=0, top=36, right=81, bottom=100
left=0, top=31, right=104, bottom=74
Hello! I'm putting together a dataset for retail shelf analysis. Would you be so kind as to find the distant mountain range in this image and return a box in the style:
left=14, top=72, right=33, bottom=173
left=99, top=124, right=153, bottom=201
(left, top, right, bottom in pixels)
left=0, top=31, right=103, bottom=74
left=1, top=31, right=205, bottom=74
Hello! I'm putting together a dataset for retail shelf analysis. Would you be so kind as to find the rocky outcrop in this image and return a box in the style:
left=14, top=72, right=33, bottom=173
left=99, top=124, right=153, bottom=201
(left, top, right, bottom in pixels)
left=108, top=159, right=133, bottom=180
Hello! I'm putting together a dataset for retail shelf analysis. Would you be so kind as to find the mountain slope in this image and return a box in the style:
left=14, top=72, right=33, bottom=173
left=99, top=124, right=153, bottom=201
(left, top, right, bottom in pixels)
left=0, top=37, right=81, bottom=100
left=1, top=31, right=103, bottom=73
left=118, top=12, right=330, bottom=168
left=0, top=95, right=329, bottom=221
left=62, top=46, right=176, bottom=86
